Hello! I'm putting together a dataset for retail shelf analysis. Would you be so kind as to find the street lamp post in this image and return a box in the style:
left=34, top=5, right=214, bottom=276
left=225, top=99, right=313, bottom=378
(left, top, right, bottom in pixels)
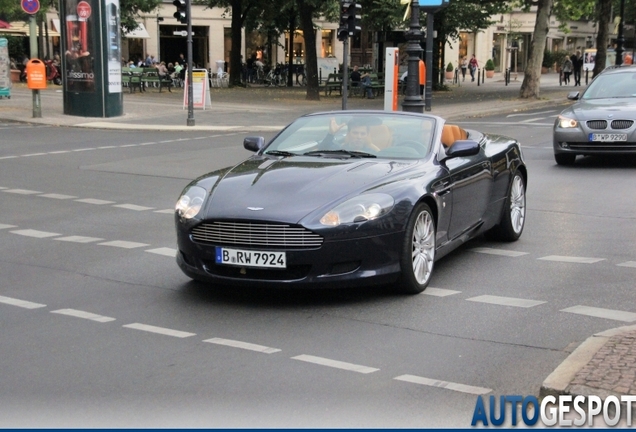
left=401, top=0, right=425, bottom=113
left=615, top=0, right=625, bottom=66
left=156, top=16, right=163, bottom=61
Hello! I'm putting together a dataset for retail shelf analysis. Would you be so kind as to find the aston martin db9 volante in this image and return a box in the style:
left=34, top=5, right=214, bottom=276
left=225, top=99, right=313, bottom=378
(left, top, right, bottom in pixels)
left=553, top=64, right=636, bottom=165
left=175, top=111, right=526, bottom=294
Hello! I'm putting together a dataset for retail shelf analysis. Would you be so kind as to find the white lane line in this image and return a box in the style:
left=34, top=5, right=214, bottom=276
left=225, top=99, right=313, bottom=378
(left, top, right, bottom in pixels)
left=51, top=308, right=116, bottom=322
left=394, top=374, right=492, bottom=395
left=145, top=247, right=177, bottom=257
left=471, top=247, right=529, bottom=257
left=0, top=156, right=18, bottom=160
left=11, top=229, right=61, bottom=238
left=0, top=187, right=6, bottom=189
left=97, top=146, right=117, bottom=149
left=120, top=144, right=139, bottom=148
left=48, top=150, right=70, bottom=154
left=423, top=288, right=462, bottom=297
left=203, top=337, right=281, bottom=354
left=123, top=323, right=196, bottom=338
left=0, top=223, right=17, bottom=229
left=466, top=295, right=546, bottom=308
left=291, top=354, right=379, bottom=374
left=75, top=198, right=116, bottom=205
left=617, top=261, right=636, bottom=268
left=22, top=153, right=47, bottom=157
left=3, top=189, right=42, bottom=195
left=98, top=240, right=149, bottom=249
left=538, top=255, right=605, bottom=264
left=0, top=295, right=46, bottom=309
left=561, top=305, right=636, bottom=322
left=72, top=148, right=96, bottom=152
left=113, top=204, right=155, bottom=211
left=38, top=193, right=78, bottom=200
left=154, top=209, right=174, bottom=214
left=519, top=117, right=548, bottom=123
left=54, top=235, right=104, bottom=243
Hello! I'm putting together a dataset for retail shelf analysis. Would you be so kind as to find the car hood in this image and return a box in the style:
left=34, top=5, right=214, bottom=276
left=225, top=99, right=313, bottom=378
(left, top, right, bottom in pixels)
left=201, top=156, right=417, bottom=223
left=566, top=98, right=636, bottom=120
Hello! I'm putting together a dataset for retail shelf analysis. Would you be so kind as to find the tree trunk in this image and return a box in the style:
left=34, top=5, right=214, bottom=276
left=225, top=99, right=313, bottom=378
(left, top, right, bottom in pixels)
left=519, top=0, right=553, bottom=99
left=287, top=9, right=295, bottom=87
left=296, top=0, right=319, bottom=100
left=229, top=0, right=244, bottom=87
left=593, top=0, right=612, bottom=78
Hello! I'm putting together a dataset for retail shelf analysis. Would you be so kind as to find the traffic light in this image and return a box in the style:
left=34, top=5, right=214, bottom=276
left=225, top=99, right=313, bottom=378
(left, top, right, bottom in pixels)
left=173, top=0, right=187, bottom=24
left=337, top=1, right=362, bottom=41
left=347, top=2, right=362, bottom=35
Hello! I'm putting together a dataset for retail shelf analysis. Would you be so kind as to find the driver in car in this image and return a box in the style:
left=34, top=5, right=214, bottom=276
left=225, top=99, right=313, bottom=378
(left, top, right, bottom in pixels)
left=322, top=117, right=380, bottom=152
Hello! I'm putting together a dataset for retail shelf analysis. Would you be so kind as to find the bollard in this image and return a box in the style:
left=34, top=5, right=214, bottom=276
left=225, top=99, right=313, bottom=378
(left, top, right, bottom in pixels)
left=585, top=69, right=589, bottom=85
left=477, top=68, right=480, bottom=86
left=481, top=68, right=485, bottom=84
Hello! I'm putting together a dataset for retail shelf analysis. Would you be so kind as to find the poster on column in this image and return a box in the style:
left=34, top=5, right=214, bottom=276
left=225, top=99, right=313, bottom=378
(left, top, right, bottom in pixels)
left=105, top=0, right=122, bottom=93
left=63, top=0, right=95, bottom=92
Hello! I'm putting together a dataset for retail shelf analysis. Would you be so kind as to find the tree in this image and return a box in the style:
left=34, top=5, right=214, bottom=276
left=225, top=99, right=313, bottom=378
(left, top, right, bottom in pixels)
left=296, top=0, right=321, bottom=100
left=119, top=0, right=163, bottom=33
left=519, top=0, right=553, bottom=99
left=593, top=0, right=612, bottom=77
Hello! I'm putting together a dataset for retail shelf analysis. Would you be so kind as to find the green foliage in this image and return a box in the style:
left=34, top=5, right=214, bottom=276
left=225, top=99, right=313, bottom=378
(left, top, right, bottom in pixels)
left=485, top=58, right=495, bottom=71
left=4, top=35, right=26, bottom=62
left=552, top=50, right=570, bottom=69
left=446, top=62, right=454, bottom=72
left=542, top=50, right=554, bottom=68
left=120, top=0, right=163, bottom=33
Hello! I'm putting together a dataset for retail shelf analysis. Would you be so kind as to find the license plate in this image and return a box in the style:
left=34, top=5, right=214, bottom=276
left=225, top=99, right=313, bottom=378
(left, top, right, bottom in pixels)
left=215, top=247, right=286, bottom=269
left=589, top=133, right=627, bottom=142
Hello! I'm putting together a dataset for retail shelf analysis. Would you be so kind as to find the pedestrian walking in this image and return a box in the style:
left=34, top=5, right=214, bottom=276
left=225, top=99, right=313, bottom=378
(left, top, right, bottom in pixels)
left=469, top=54, right=478, bottom=82
left=571, top=51, right=583, bottom=86
left=460, top=56, right=468, bottom=82
left=562, top=56, right=573, bottom=85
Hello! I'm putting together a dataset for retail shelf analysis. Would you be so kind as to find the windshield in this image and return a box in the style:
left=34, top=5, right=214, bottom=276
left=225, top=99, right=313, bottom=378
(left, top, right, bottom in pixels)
left=263, top=113, right=437, bottom=159
left=583, top=71, right=636, bottom=99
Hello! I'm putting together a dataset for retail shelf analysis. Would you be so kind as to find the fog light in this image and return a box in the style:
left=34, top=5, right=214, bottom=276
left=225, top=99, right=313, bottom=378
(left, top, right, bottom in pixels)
left=560, top=142, right=570, bottom=149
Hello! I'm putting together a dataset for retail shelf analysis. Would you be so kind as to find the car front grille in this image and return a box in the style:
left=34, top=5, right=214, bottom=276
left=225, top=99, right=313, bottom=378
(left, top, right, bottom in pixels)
left=191, top=221, right=323, bottom=248
left=586, top=120, right=607, bottom=129
left=611, top=120, right=634, bottom=129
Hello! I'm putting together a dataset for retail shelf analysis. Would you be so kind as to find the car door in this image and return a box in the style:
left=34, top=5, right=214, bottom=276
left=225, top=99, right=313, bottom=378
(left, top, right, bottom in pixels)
left=444, top=147, right=494, bottom=240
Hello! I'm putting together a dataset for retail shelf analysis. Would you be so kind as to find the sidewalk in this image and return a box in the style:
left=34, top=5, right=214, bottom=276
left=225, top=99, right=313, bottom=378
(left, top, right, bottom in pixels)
left=0, top=71, right=573, bottom=131
left=2, top=70, right=633, bottom=407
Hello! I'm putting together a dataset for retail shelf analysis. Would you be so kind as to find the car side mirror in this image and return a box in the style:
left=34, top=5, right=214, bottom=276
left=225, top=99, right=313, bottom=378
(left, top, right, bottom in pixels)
left=244, top=136, right=265, bottom=152
left=445, top=140, right=480, bottom=158
left=567, top=91, right=580, bottom=100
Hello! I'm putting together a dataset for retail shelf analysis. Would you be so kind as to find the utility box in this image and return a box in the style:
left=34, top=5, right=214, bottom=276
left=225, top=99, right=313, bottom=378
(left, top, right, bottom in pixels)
left=26, top=59, right=47, bottom=89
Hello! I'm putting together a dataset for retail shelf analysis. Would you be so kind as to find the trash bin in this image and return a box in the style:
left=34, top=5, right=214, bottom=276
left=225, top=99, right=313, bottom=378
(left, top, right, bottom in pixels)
left=26, top=59, right=47, bottom=90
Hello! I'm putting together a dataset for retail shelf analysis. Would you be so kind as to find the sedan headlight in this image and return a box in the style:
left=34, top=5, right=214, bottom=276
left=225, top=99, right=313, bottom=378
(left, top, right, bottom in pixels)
left=175, top=185, right=207, bottom=219
left=557, top=115, right=578, bottom=128
left=320, top=193, right=394, bottom=226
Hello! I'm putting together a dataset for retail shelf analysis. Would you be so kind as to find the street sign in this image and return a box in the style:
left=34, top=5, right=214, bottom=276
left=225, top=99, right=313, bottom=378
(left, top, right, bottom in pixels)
left=77, top=1, right=92, bottom=19
left=173, top=30, right=193, bottom=36
left=21, top=0, right=40, bottom=15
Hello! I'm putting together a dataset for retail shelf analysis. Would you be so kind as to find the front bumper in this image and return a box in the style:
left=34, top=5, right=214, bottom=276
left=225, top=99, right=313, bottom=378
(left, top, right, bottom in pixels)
left=553, top=129, right=636, bottom=155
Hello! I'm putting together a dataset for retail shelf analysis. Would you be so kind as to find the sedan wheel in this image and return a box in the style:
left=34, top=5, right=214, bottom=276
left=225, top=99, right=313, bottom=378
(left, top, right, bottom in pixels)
left=555, top=153, right=576, bottom=166
left=397, top=203, right=435, bottom=294
left=488, top=172, right=526, bottom=242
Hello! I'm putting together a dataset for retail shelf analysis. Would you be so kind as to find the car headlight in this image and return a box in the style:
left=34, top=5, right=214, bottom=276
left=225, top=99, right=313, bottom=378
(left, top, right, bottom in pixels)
left=320, top=193, right=394, bottom=226
left=557, top=115, right=578, bottom=128
left=175, top=185, right=207, bottom=219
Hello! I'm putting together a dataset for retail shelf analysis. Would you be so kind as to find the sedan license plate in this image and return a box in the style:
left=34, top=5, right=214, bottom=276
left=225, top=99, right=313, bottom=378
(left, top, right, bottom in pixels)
left=215, top=247, right=286, bottom=269
left=589, top=133, right=627, bottom=142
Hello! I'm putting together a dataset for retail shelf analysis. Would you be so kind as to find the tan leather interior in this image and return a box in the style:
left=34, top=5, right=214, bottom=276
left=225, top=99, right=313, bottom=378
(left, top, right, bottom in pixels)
left=441, top=124, right=468, bottom=148
left=369, top=124, right=393, bottom=149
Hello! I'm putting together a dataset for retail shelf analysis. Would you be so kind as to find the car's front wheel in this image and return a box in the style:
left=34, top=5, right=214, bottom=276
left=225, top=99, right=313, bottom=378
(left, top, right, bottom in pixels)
left=555, top=152, right=576, bottom=165
left=397, top=203, right=435, bottom=294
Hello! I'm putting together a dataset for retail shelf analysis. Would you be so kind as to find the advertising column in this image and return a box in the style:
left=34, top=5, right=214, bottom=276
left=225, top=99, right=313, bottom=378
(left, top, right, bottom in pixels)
left=61, top=0, right=123, bottom=117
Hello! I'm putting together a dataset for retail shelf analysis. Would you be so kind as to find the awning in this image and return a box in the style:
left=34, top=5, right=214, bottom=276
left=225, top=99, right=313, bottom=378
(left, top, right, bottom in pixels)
left=0, top=21, right=60, bottom=37
left=51, top=19, right=61, bottom=34
left=0, top=20, right=10, bottom=29
left=125, top=23, right=150, bottom=39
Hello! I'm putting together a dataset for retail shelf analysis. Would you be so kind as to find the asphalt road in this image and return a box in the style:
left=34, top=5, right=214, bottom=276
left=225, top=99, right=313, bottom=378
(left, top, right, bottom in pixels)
left=1, top=109, right=635, bottom=427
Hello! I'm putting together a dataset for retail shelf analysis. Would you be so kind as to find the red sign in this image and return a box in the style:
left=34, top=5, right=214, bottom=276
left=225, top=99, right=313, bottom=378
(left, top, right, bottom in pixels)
left=77, top=1, right=92, bottom=19
left=21, top=0, right=40, bottom=14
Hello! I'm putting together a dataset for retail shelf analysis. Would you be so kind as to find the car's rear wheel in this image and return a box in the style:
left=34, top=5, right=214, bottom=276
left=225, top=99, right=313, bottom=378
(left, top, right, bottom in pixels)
left=397, top=203, right=435, bottom=294
left=555, top=153, right=576, bottom=165
left=488, top=172, right=526, bottom=242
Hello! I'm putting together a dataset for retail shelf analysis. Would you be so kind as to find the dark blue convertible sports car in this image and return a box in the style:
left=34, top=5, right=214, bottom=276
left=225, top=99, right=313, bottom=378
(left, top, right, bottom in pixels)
left=175, top=111, right=526, bottom=294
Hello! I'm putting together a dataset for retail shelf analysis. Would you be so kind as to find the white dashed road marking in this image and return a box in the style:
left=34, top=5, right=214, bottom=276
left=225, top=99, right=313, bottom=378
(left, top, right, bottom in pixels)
left=466, top=295, right=546, bottom=308
left=123, top=323, right=196, bottom=338
left=75, top=198, right=116, bottom=205
left=561, top=306, right=636, bottom=322
left=394, top=374, right=492, bottom=395
left=0, top=295, right=46, bottom=309
left=0, top=224, right=17, bottom=229
left=51, top=308, right=116, bottom=322
left=538, top=255, right=605, bottom=264
left=145, top=247, right=177, bottom=257
left=472, top=247, right=529, bottom=257
left=113, top=204, right=155, bottom=211
left=291, top=354, right=379, bottom=374
left=98, top=240, right=149, bottom=249
left=617, top=261, right=636, bottom=268
left=54, top=235, right=104, bottom=243
left=154, top=209, right=174, bottom=214
left=11, top=229, right=60, bottom=238
left=423, top=288, right=462, bottom=297
left=38, top=193, right=78, bottom=199
left=203, top=337, right=281, bottom=354
left=3, top=189, right=41, bottom=195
